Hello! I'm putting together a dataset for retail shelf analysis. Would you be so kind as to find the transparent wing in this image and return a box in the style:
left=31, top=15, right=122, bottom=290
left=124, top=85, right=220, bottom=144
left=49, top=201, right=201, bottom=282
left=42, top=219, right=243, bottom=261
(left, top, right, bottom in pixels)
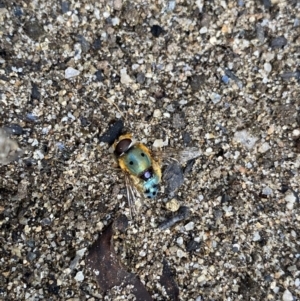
left=124, top=173, right=141, bottom=219
left=153, top=147, right=201, bottom=165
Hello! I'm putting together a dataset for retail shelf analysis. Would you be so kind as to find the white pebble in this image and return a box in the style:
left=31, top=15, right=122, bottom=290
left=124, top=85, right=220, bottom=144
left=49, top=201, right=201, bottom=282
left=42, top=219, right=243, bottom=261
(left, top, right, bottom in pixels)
left=199, top=26, right=208, bottom=34
left=34, top=150, right=44, bottom=160
left=210, top=92, right=221, bottom=104
left=282, top=289, right=293, bottom=301
left=74, top=271, right=84, bottom=281
left=111, top=17, right=120, bottom=26
left=205, top=147, right=213, bottom=155
left=176, top=237, right=184, bottom=245
left=177, top=249, right=186, bottom=258
left=153, top=109, right=162, bottom=118
left=262, top=186, right=272, bottom=196
left=153, top=139, right=164, bottom=148
left=120, top=68, right=132, bottom=84
left=285, top=193, right=296, bottom=203
left=139, top=250, right=146, bottom=257
left=292, top=129, right=300, bottom=138
left=65, top=67, right=80, bottom=79
left=103, top=11, right=110, bottom=18
left=253, top=231, right=261, bottom=242
left=185, top=222, right=195, bottom=231
left=234, top=130, right=258, bottom=149
left=264, top=52, right=275, bottom=62
left=197, top=274, right=207, bottom=283
left=264, top=63, right=272, bottom=73
left=259, top=142, right=271, bottom=153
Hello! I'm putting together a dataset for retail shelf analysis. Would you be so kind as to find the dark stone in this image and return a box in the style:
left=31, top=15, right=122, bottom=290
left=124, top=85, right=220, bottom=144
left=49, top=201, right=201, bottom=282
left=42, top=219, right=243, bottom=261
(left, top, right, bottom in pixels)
left=76, top=35, right=90, bottom=52
left=260, top=0, right=271, bottom=9
left=93, top=38, right=102, bottom=50
left=26, top=252, right=37, bottom=262
left=99, top=119, right=124, bottom=145
left=151, top=25, right=164, bottom=37
left=47, top=281, right=60, bottom=295
left=31, top=83, right=41, bottom=101
left=270, top=36, right=287, bottom=49
left=159, top=259, right=179, bottom=301
left=94, top=70, right=103, bottom=82
left=163, top=162, right=184, bottom=194
left=13, top=5, right=23, bottom=17
left=79, top=116, right=90, bottom=127
left=182, top=131, right=191, bottom=146
left=4, top=124, right=23, bottom=135
left=61, top=1, right=70, bottom=13
left=189, top=74, right=206, bottom=91
left=186, top=239, right=201, bottom=252
left=136, top=72, right=146, bottom=84
left=23, top=21, right=45, bottom=40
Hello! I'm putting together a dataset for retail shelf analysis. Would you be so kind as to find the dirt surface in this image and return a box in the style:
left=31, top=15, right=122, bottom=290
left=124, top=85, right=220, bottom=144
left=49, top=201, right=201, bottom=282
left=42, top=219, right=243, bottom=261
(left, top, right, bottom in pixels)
left=0, top=0, right=300, bottom=300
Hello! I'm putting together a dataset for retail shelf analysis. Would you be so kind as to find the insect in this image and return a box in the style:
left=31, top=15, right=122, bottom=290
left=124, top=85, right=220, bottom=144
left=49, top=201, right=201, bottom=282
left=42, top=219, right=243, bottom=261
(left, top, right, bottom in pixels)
left=100, top=119, right=201, bottom=217
left=113, top=132, right=162, bottom=200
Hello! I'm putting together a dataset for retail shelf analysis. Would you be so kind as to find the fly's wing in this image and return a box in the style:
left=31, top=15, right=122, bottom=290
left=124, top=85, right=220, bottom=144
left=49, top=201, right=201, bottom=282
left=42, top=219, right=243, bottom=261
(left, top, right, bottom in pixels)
left=153, top=147, right=201, bottom=166
left=152, top=147, right=201, bottom=195
left=124, top=173, right=142, bottom=219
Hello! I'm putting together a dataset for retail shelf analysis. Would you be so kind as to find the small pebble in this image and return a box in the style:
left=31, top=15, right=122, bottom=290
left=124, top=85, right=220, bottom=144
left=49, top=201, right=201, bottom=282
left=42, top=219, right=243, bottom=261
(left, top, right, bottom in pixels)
left=186, top=240, right=200, bottom=252
left=282, top=290, right=293, bottom=301
left=153, top=139, right=164, bottom=148
left=189, top=74, right=205, bottom=91
left=153, top=109, right=162, bottom=118
left=136, top=72, right=145, bottom=84
left=234, top=130, right=258, bottom=149
left=259, top=142, right=271, bottom=153
left=93, top=38, right=102, bottom=50
left=65, top=67, right=80, bottom=79
left=253, top=231, right=261, bottom=242
left=232, top=244, right=240, bottom=252
left=222, top=75, right=230, bottom=84
left=31, top=83, right=41, bottom=101
left=61, top=1, right=70, bottom=13
left=264, top=63, right=272, bottom=73
left=292, top=129, right=300, bottom=138
left=120, top=68, right=132, bottom=84
left=4, top=124, right=23, bottom=136
left=176, top=237, right=184, bottom=245
left=184, top=221, right=194, bottom=231
left=210, top=92, right=221, bottom=104
left=271, top=36, right=287, bottom=48
left=262, top=186, right=272, bottom=196
left=74, top=271, right=84, bottom=282
left=94, top=70, right=103, bottom=82
left=177, top=249, right=186, bottom=258
left=151, top=25, right=163, bottom=37
left=166, top=199, right=180, bottom=212
left=199, top=27, right=208, bottom=34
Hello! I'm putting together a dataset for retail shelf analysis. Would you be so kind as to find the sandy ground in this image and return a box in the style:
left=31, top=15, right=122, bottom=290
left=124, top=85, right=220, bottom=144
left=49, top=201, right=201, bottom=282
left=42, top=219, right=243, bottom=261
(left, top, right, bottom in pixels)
left=0, top=0, right=300, bottom=300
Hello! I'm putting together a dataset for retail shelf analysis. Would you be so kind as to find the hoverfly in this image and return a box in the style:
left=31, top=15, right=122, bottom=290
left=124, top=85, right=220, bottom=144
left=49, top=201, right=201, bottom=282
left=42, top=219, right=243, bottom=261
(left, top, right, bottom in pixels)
left=99, top=119, right=201, bottom=217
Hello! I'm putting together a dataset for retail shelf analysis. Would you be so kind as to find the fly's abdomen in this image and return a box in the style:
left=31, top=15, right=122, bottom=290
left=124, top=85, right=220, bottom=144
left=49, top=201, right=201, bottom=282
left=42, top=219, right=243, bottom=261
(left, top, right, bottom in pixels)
left=142, top=174, right=160, bottom=199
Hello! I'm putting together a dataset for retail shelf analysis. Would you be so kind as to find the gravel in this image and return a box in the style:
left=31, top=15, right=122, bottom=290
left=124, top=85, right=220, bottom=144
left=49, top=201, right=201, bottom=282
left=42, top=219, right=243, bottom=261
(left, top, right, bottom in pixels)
left=0, top=0, right=300, bottom=300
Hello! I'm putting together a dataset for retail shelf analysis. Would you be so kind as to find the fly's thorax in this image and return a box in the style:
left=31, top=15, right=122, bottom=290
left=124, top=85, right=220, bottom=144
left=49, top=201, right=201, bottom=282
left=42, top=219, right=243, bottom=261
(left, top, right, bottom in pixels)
left=121, top=145, right=153, bottom=176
